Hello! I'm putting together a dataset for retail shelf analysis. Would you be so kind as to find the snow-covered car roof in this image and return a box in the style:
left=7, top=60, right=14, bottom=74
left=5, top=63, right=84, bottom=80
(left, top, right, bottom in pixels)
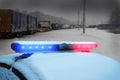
left=0, top=41, right=120, bottom=80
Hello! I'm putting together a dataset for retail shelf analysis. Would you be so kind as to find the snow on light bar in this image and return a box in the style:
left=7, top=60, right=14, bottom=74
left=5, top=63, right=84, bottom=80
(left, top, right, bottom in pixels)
left=11, top=41, right=98, bottom=53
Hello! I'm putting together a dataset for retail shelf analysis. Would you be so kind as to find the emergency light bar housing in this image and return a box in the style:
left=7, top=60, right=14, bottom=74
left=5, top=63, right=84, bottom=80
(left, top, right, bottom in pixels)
left=11, top=41, right=98, bottom=53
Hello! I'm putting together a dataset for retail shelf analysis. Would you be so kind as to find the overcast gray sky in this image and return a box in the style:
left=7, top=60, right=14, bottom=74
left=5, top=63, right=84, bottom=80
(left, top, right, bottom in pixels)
left=0, top=0, right=119, bottom=25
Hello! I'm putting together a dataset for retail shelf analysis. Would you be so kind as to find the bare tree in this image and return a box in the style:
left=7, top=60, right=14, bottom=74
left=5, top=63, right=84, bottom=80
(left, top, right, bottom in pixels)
left=109, top=8, right=120, bottom=25
left=109, top=0, right=120, bottom=25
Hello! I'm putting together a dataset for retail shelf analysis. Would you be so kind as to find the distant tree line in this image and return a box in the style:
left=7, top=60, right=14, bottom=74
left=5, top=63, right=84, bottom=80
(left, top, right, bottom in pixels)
left=14, top=9, right=74, bottom=25
left=29, top=11, right=74, bottom=25
left=109, top=0, right=120, bottom=28
left=97, top=0, right=120, bottom=33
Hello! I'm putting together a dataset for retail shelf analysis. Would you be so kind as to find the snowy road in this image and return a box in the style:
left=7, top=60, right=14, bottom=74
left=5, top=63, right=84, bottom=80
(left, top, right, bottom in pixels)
left=0, top=28, right=120, bottom=61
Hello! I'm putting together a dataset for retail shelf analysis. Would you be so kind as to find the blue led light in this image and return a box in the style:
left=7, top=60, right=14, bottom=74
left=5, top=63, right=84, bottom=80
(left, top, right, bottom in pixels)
left=11, top=41, right=60, bottom=53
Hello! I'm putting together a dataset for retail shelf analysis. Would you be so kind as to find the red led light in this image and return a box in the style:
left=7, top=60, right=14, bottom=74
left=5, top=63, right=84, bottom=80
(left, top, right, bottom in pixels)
left=71, top=42, right=98, bottom=52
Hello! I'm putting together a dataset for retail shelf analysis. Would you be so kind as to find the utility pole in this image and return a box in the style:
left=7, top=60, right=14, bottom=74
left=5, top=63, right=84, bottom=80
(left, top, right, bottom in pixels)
left=82, top=0, right=86, bottom=34
left=77, top=9, right=80, bottom=30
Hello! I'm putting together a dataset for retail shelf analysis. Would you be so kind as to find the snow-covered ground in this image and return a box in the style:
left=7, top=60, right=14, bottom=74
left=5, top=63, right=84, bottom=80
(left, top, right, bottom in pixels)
left=0, top=28, right=120, bottom=61
left=0, top=30, right=120, bottom=80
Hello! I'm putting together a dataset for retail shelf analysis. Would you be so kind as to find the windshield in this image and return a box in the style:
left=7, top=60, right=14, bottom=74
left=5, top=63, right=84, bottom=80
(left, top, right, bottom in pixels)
left=0, top=0, right=120, bottom=62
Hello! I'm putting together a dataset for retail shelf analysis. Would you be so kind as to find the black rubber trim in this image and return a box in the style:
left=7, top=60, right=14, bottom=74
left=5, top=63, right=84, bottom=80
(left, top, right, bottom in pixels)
left=0, top=63, right=27, bottom=80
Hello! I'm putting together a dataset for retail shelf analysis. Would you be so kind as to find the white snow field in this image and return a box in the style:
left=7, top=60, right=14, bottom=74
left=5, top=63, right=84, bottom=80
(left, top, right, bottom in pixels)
left=0, top=52, right=120, bottom=80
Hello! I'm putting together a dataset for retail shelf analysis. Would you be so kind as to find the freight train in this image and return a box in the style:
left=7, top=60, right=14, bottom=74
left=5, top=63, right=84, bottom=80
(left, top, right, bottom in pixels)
left=0, top=9, right=37, bottom=38
left=37, top=21, right=52, bottom=32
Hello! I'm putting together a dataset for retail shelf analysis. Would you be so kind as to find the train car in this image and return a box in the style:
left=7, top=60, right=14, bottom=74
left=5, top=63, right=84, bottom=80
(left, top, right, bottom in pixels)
left=37, top=21, right=52, bottom=32
left=51, top=23, right=60, bottom=30
left=27, top=15, right=37, bottom=34
left=0, top=9, right=28, bottom=38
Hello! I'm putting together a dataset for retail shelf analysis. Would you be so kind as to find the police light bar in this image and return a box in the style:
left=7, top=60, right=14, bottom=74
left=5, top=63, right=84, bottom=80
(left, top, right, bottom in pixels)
left=72, top=42, right=98, bottom=52
left=11, top=41, right=60, bottom=53
left=11, top=41, right=98, bottom=53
